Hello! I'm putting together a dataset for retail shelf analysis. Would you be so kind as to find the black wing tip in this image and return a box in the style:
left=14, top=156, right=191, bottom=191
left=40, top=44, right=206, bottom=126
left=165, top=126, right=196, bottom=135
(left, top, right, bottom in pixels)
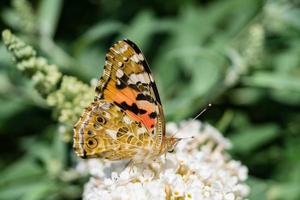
left=114, top=39, right=142, bottom=55
left=123, top=38, right=133, bottom=43
left=117, top=38, right=134, bottom=46
left=122, top=39, right=142, bottom=53
left=114, top=38, right=162, bottom=105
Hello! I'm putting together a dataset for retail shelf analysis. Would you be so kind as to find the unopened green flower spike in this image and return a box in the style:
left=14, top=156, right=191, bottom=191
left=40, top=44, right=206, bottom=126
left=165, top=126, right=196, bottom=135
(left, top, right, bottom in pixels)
left=2, top=29, right=94, bottom=126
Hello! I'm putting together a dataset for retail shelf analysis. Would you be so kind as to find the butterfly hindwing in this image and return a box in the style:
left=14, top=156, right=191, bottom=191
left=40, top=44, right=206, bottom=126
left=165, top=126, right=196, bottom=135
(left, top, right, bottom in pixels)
left=73, top=100, right=156, bottom=160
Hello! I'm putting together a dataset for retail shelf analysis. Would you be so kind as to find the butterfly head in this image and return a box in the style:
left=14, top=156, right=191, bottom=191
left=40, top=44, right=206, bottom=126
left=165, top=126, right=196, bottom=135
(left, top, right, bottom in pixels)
left=163, top=136, right=182, bottom=153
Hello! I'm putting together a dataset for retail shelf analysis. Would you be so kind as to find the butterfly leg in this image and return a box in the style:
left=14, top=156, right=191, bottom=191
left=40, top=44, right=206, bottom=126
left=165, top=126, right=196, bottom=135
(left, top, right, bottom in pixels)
left=163, top=152, right=167, bottom=170
left=147, top=159, right=163, bottom=178
left=124, top=159, right=135, bottom=173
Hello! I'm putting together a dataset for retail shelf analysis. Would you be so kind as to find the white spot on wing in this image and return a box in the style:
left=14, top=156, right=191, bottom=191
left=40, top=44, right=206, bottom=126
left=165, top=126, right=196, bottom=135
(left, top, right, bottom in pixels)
left=116, top=79, right=121, bottom=86
left=138, top=53, right=144, bottom=61
left=116, top=69, right=124, bottom=78
left=110, top=47, right=119, bottom=54
left=119, top=44, right=129, bottom=53
left=149, top=75, right=154, bottom=82
left=131, top=54, right=140, bottom=63
left=137, top=127, right=147, bottom=134
left=130, top=74, right=138, bottom=83
left=117, top=61, right=123, bottom=67
left=128, top=73, right=150, bottom=84
left=106, top=129, right=117, bottom=139
left=105, top=61, right=112, bottom=67
left=100, top=103, right=110, bottom=110
left=123, top=116, right=131, bottom=124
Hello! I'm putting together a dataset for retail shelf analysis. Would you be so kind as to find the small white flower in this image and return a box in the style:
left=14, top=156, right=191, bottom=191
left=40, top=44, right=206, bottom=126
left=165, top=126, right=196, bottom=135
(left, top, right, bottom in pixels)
left=225, top=192, right=235, bottom=200
left=78, top=120, right=250, bottom=200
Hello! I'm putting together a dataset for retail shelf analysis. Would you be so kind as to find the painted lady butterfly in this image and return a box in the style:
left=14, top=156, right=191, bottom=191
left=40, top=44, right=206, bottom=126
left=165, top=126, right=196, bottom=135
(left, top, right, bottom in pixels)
left=73, top=40, right=180, bottom=163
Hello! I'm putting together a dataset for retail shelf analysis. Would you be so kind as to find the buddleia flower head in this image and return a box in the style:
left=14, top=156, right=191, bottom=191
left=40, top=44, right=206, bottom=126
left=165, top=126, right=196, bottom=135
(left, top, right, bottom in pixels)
left=77, top=120, right=250, bottom=200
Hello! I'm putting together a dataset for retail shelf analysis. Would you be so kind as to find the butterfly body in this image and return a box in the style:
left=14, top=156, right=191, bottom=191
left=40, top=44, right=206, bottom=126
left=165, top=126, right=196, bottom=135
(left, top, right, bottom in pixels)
left=73, top=40, right=179, bottom=163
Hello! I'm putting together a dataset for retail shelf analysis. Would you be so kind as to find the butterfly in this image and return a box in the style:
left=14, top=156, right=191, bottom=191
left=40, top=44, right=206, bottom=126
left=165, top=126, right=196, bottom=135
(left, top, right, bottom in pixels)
left=73, top=39, right=180, bottom=163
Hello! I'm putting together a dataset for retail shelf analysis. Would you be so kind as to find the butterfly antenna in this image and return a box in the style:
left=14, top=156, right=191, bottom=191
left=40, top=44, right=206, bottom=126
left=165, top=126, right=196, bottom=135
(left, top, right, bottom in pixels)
left=191, top=103, right=212, bottom=122
left=174, top=103, right=212, bottom=138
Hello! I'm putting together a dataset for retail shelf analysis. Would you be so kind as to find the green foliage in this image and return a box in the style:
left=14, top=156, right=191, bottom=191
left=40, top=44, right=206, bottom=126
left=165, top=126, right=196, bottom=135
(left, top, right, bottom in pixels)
left=1, top=0, right=300, bottom=199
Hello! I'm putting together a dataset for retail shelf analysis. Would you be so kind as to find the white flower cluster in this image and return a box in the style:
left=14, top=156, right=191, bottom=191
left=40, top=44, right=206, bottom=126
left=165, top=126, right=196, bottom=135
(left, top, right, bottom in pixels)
left=76, top=120, right=250, bottom=200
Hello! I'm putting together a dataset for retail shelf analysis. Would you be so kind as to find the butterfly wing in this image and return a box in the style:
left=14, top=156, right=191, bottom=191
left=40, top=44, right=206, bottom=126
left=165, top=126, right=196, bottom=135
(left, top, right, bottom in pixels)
left=73, top=100, right=155, bottom=160
left=96, top=40, right=164, bottom=132
left=73, top=40, right=165, bottom=160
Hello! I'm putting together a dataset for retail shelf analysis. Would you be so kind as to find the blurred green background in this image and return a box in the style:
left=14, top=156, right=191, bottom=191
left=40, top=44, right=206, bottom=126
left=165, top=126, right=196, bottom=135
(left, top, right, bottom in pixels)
left=1, top=0, right=300, bottom=199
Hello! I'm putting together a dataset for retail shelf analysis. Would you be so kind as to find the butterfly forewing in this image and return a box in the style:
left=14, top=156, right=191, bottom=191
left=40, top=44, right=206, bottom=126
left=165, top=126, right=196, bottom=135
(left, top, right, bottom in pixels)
left=96, top=40, right=163, bottom=132
left=73, top=39, right=165, bottom=161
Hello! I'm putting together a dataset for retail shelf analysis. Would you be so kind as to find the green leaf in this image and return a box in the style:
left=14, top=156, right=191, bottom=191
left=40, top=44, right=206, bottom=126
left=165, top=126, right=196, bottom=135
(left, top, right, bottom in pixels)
left=0, top=178, right=58, bottom=200
left=228, top=88, right=265, bottom=105
left=73, top=21, right=124, bottom=56
left=242, top=72, right=300, bottom=92
left=122, top=11, right=157, bottom=47
left=37, top=0, right=63, bottom=37
left=268, top=182, right=300, bottom=200
left=247, top=177, right=269, bottom=200
left=164, top=47, right=224, bottom=119
left=230, top=124, right=279, bottom=153
left=0, top=98, right=29, bottom=129
left=1, top=8, right=20, bottom=31
left=0, top=158, right=44, bottom=186
left=0, top=44, right=13, bottom=65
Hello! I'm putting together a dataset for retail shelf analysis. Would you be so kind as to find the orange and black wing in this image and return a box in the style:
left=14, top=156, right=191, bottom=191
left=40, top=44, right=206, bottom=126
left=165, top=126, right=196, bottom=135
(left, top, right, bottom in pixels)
left=96, top=39, right=165, bottom=137
left=73, top=40, right=165, bottom=160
